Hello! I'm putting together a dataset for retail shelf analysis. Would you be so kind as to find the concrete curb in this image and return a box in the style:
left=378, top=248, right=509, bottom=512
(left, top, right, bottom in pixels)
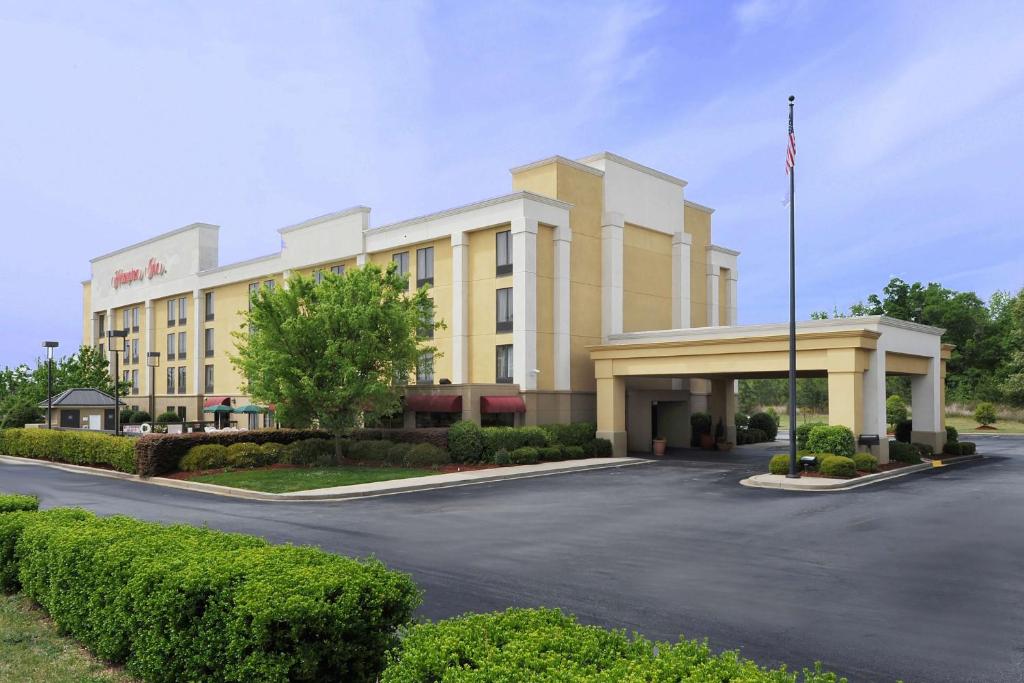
left=0, top=455, right=651, bottom=502
left=739, top=454, right=984, bottom=492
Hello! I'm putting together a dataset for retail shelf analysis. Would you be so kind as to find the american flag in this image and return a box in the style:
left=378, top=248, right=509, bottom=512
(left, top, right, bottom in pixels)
left=785, top=109, right=796, bottom=174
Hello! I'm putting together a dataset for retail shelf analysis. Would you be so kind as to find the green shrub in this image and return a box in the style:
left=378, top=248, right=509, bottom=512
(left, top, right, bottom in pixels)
left=564, top=445, right=585, bottom=460
left=590, top=438, right=613, bottom=457
left=283, top=438, right=334, bottom=465
left=481, top=427, right=515, bottom=458
left=911, top=442, right=934, bottom=458
left=853, top=452, right=879, bottom=472
left=447, top=420, right=484, bottom=463
left=120, top=409, right=136, bottom=425
left=517, top=426, right=549, bottom=448
left=180, top=444, right=229, bottom=471
left=404, top=443, right=448, bottom=468
left=960, top=441, right=977, bottom=455
left=689, top=412, right=712, bottom=446
left=748, top=412, right=778, bottom=441
left=734, top=412, right=750, bottom=430
left=259, top=441, right=286, bottom=464
left=8, top=510, right=419, bottom=682
left=0, top=428, right=136, bottom=473
left=806, top=425, right=855, bottom=457
left=540, top=422, right=596, bottom=448
left=134, top=428, right=332, bottom=476
left=894, top=419, right=912, bottom=443
left=538, top=446, right=562, bottom=461
left=819, top=455, right=856, bottom=478
left=493, top=448, right=510, bottom=466
left=381, top=608, right=845, bottom=683
left=889, top=440, right=921, bottom=464
left=509, top=447, right=540, bottom=465
left=796, top=421, right=827, bottom=450
left=350, top=439, right=391, bottom=464
left=974, top=402, right=997, bottom=426
left=225, top=442, right=269, bottom=468
left=155, top=411, right=181, bottom=424
left=885, top=395, right=908, bottom=428
left=945, top=425, right=959, bottom=444
left=0, top=493, right=39, bottom=513
left=386, top=442, right=414, bottom=467
left=0, top=508, right=95, bottom=592
left=129, top=410, right=151, bottom=424
left=769, top=454, right=792, bottom=475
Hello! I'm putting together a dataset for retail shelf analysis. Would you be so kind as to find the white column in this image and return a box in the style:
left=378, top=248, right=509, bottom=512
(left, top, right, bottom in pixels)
left=511, top=217, right=538, bottom=390
left=911, top=352, right=944, bottom=451
left=671, top=231, right=692, bottom=329
left=707, top=267, right=720, bottom=327
left=553, top=224, right=572, bottom=391
left=601, top=211, right=624, bottom=340
left=143, top=300, right=153, bottom=395
left=725, top=268, right=738, bottom=326
left=862, top=343, right=889, bottom=463
left=356, top=253, right=369, bottom=266
left=192, top=290, right=202, bottom=395
left=450, top=232, right=469, bottom=384
left=105, top=307, right=114, bottom=379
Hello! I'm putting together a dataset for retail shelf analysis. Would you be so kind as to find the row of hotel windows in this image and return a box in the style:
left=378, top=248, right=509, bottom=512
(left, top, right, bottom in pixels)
left=413, top=344, right=512, bottom=386
left=164, top=329, right=215, bottom=359
left=119, top=366, right=215, bottom=395
left=96, top=293, right=217, bottom=338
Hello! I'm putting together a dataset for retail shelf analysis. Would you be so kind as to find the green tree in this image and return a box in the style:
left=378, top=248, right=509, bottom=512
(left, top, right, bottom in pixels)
left=999, top=289, right=1024, bottom=406
left=0, top=394, right=42, bottom=428
left=30, top=345, right=124, bottom=401
left=973, top=402, right=997, bottom=427
left=886, top=394, right=908, bottom=428
left=231, top=264, right=441, bottom=457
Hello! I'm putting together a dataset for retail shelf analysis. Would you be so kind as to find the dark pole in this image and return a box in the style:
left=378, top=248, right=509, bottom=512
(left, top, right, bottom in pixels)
left=787, top=95, right=799, bottom=478
left=47, top=355, right=53, bottom=429
left=114, top=349, right=120, bottom=435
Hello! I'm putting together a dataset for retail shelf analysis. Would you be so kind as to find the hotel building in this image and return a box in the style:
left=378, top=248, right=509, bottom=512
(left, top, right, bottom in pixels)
left=82, top=152, right=739, bottom=439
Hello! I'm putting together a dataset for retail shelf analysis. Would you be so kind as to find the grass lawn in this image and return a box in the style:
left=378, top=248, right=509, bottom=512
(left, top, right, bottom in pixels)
left=945, top=415, right=1024, bottom=434
left=189, top=466, right=437, bottom=493
left=0, top=594, right=135, bottom=683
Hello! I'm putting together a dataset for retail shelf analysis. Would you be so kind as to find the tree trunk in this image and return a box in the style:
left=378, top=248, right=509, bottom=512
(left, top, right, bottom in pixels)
left=334, top=431, right=344, bottom=463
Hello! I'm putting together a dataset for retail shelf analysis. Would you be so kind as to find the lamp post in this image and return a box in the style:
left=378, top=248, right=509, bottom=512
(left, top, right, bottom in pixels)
left=146, top=352, right=161, bottom=421
left=107, top=329, right=128, bottom=433
left=42, top=341, right=59, bottom=428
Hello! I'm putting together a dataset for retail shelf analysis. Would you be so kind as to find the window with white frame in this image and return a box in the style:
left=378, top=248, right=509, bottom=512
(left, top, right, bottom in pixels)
left=416, top=247, right=434, bottom=287
left=496, top=288, right=513, bottom=332
left=496, top=230, right=512, bottom=275
left=177, top=331, right=187, bottom=359
left=496, top=344, right=513, bottom=383
left=416, top=351, right=434, bottom=385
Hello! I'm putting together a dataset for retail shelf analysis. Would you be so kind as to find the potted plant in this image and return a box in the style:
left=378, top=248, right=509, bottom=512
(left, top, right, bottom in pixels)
left=652, top=436, right=667, bottom=457
left=691, top=412, right=714, bottom=449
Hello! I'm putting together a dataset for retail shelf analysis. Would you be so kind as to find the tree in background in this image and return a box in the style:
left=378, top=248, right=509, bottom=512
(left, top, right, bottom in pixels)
left=1000, top=289, right=1024, bottom=407
left=973, top=402, right=997, bottom=427
left=232, top=264, right=441, bottom=458
left=886, top=395, right=908, bottom=429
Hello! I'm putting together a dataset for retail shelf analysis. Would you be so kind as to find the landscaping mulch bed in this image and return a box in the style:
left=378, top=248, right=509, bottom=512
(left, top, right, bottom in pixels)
left=164, top=460, right=497, bottom=481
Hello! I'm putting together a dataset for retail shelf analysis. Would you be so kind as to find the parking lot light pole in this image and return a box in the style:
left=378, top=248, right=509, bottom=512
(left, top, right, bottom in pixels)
left=146, top=352, right=161, bottom=420
left=107, top=329, right=128, bottom=433
left=42, top=341, right=59, bottom=428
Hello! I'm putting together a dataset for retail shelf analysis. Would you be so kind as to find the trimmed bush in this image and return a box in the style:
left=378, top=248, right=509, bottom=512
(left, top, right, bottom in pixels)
left=974, top=402, right=997, bottom=426
left=135, top=428, right=331, bottom=476
left=748, top=412, right=778, bottom=441
left=0, top=428, right=136, bottom=473
left=517, top=426, right=549, bottom=448
left=806, top=425, right=855, bottom=457
left=155, top=411, right=181, bottom=424
left=259, top=441, right=286, bottom=463
left=889, top=440, right=921, bottom=464
left=539, top=422, right=596, bottom=448
left=447, top=420, right=484, bottom=463
left=6, top=510, right=419, bottom=682
left=404, top=443, right=448, bottom=468
left=225, top=442, right=269, bottom=468
left=590, top=438, right=613, bottom=457
left=350, top=439, right=392, bottom=464
left=509, top=447, right=540, bottom=465
left=894, top=419, right=912, bottom=443
left=912, top=442, right=934, bottom=458
left=960, top=441, right=977, bottom=455
left=120, top=409, right=136, bottom=425
left=769, top=454, right=791, bottom=475
left=180, top=444, right=229, bottom=471
left=885, top=395, right=908, bottom=427
left=0, top=507, right=95, bottom=592
left=493, top=448, right=510, bottom=466
left=280, top=438, right=334, bottom=466
left=349, top=428, right=449, bottom=451
left=734, top=412, right=750, bottom=430
left=563, top=445, right=585, bottom=460
left=129, top=411, right=151, bottom=424
left=945, top=425, right=959, bottom=444
left=386, top=442, right=414, bottom=467
left=796, top=421, right=827, bottom=450
left=819, top=455, right=856, bottom=478
left=0, top=492, right=39, bottom=513
left=381, top=608, right=844, bottom=683
left=853, top=452, right=879, bottom=472
left=538, top=446, right=562, bottom=461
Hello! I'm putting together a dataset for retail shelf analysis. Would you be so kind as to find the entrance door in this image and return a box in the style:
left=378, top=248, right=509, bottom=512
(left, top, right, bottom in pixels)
left=655, top=401, right=689, bottom=448
left=104, top=409, right=115, bottom=431
left=60, top=409, right=81, bottom=429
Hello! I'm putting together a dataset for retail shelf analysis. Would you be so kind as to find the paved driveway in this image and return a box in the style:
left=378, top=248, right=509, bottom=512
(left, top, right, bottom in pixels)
left=2, top=435, right=1022, bottom=682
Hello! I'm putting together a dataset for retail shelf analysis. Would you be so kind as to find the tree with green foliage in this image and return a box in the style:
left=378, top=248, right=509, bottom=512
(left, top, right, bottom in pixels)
left=232, top=264, right=441, bottom=457
left=885, top=395, right=908, bottom=429
left=973, top=402, right=997, bottom=427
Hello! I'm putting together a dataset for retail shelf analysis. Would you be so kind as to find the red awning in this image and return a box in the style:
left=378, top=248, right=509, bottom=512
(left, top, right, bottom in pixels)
left=203, top=396, right=231, bottom=408
left=405, top=394, right=463, bottom=413
left=480, top=396, right=527, bottom=413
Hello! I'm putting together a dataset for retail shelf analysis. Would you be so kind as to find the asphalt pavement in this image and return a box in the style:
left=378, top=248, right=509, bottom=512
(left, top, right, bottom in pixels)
left=2, top=435, right=1022, bottom=682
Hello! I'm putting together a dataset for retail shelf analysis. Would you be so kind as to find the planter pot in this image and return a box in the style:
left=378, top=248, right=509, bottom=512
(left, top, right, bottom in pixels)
left=652, top=439, right=667, bottom=456
left=699, top=433, right=715, bottom=449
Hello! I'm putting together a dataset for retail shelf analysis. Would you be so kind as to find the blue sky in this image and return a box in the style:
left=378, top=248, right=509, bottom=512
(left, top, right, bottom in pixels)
left=2, top=1, right=1022, bottom=366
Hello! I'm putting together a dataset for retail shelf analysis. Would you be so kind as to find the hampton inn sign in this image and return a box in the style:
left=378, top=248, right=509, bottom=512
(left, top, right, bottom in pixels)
left=111, top=258, right=167, bottom=289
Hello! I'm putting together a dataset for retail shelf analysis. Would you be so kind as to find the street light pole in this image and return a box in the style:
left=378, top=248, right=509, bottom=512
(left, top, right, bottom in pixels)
left=42, top=341, right=59, bottom=428
left=107, top=329, right=127, bottom=434
left=147, top=352, right=161, bottom=420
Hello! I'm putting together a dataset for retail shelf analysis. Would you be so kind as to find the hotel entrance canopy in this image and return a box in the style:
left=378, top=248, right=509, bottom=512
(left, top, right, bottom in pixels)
left=589, top=316, right=951, bottom=461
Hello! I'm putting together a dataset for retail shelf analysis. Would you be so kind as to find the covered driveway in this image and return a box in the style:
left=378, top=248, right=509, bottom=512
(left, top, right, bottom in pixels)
left=590, top=316, right=951, bottom=462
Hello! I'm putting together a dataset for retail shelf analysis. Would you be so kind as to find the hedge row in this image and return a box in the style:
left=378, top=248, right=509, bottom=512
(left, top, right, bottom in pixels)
left=382, top=607, right=845, bottom=683
left=447, top=421, right=604, bottom=464
left=134, top=428, right=331, bottom=476
left=0, top=429, right=135, bottom=473
left=0, top=493, right=39, bottom=513
left=0, top=507, right=420, bottom=682
left=180, top=439, right=450, bottom=471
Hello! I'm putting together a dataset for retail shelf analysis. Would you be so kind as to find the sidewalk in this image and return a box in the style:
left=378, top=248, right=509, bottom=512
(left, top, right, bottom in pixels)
left=0, top=455, right=650, bottom=502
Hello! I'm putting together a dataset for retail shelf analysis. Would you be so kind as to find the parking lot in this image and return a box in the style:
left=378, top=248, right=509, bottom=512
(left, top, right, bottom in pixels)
left=3, top=435, right=1022, bottom=682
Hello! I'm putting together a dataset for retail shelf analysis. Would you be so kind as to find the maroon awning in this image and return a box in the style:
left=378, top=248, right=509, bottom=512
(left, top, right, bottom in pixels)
left=203, top=396, right=230, bottom=408
left=405, top=394, right=463, bottom=413
left=480, top=396, right=526, bottom=413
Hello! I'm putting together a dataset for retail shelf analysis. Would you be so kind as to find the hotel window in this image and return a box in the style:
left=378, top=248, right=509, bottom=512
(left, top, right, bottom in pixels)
left=329, top=266, right=344, bottom=276
left=264, top=279, right=275, bottom=290
left=496, top=288, right=513, bottom=332
left=416, top=247, right=434, bottom=288
left=248, top=282, right=259, bottom=309
left=131, top=369, right=139, bottom=395
left=177, top=331, right=187, bottom=360
left=205, top=328, right=214, bottom=357
left=166, top=333, right=175, bottom=360
left=418, top=308, right=434, bottom=340
left=167, top=299, right=176, bottom=326
left=392, top=251, right=409, bottom=280
left=123, top=369, right=129, bottom=385
left=132, top=307, right=139, bottom=332
left=131, top=339, right=139, bottom=365
left=166, top=367, right=175, bottom=394
left=98, top=343, right=104, bottom=356
left=97, top=313, right=105, bottom=336
left=177, top=406, right=187, bottom=421
left=416, top=351, right=434, bottom=385
left=314, top=269, right=324, bottom=284
left=204, top=365, right=215, bottom=394
left=496, top=344, right=513, bottom=384
left=496, top=230, right=512, bottom=276
left=178, top=297, right=187, bottom=324
left=204, top=292, right=215, bottom=321
left=177, top=367, right=187, bottom=394
left=122, top=309, right=130, bottom=332
left=123, top=339, right=130, bottom=359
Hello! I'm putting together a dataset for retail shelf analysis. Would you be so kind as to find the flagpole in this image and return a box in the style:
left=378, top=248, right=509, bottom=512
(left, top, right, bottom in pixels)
left=787, top=95, right=799, bottom=478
